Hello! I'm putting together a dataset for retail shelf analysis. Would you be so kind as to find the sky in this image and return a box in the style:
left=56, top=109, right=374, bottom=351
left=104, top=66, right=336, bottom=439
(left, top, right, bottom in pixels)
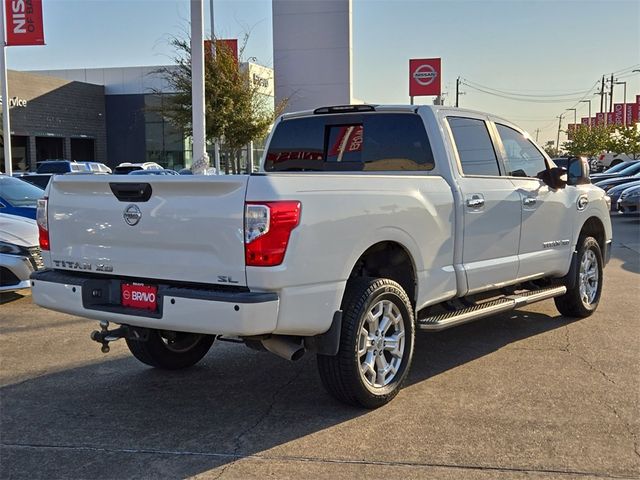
left=8, top=0, right=640, bottom=146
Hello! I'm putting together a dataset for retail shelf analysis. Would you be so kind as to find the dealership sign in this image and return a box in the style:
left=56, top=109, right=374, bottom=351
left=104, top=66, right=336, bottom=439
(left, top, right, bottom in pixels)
left=5, top=0, right=45, bottom=46
left=409, top=58, right=441, bottom=97
left=0, top=95, right=28, bottom=108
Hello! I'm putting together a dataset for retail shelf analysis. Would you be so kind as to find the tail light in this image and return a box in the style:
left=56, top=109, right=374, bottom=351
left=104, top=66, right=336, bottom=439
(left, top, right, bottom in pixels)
left=245, top=201, right=301, bottom=266
left=36, top=197, right=49, bottom=251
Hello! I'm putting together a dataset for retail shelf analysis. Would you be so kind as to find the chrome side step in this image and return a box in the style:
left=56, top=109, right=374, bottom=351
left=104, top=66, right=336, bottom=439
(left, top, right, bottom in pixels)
left=418, top=285, right=567, bottom=331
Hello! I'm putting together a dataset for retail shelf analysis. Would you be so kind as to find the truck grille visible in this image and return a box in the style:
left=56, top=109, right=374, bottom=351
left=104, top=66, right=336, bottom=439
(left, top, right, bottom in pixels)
left=27, top=247, right=45, bottom=271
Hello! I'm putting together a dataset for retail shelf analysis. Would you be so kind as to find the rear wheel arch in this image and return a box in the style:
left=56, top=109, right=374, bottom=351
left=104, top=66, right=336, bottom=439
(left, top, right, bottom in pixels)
left=345, top=241, right=418, bottom=307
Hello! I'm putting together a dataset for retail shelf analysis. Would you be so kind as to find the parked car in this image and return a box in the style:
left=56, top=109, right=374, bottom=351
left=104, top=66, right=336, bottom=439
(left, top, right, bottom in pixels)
left=36, top=160, right=90, bottom=174
left=113, top=162, right=163, bottom=175
left=0, top=175, right=45, bottom=220
left=592, top=152, right=636, bottom=171
left=0, top=213, right=44, bottom=292
left=606, top=180, right=640, bottom=211
left=617, top=184, right=640, bottom=215
left=590, top=160, right=640, bottom=182
left=593, top=173, right=640, bottom=192
left=15, top=174, right=53, bottom=190
left=551, top=157, right=570, bottom=169
left=83, top=162, right=112, bottom=174
left=31, top=104, right=612, bottom=408
left=128, top=169, right=179, bottom=176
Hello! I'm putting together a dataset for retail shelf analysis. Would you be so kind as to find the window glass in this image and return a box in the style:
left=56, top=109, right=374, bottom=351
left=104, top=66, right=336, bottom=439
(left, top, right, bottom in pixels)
left=265, top=113, right=434, bottom=172
left=448, top=117, right=500, bottom=176
left=496, top=124, right=547, bottom=177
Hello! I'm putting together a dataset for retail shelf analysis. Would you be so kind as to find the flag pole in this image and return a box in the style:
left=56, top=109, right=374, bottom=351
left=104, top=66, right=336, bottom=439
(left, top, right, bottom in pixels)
left=0, top=0, right=12, bottom=175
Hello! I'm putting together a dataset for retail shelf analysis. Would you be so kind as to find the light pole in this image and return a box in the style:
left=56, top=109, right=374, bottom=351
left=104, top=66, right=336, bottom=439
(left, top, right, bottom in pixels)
left=580, top=99, right=592, bottom=128
left=615, top=80, right=627, bottom=125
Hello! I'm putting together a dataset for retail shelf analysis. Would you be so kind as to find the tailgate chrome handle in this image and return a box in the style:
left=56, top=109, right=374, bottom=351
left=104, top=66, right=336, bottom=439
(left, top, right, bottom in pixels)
left=523, top=197, right=537, bottom=206
left=109, top=183, right=152, bottom=202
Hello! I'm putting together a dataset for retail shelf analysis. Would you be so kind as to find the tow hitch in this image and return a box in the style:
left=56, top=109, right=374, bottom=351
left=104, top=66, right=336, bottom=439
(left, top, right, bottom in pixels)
left=90, top=321, right=148, bottom=353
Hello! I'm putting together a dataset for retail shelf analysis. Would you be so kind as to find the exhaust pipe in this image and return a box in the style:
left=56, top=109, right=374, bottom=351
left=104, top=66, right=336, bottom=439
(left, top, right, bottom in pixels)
left=261, top=336, right=305, bottom=361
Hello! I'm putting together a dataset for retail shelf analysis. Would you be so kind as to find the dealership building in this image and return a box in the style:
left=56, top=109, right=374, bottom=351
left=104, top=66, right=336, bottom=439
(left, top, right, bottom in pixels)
left=1, top=63, right=275, bottom=172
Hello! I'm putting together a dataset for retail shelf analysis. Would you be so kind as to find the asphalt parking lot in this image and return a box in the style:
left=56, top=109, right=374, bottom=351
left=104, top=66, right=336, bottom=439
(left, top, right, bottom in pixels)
left=1, top=216, right=638, bottom=480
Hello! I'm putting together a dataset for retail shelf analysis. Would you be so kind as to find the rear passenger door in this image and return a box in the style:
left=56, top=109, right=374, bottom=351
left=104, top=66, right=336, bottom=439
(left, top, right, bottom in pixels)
left=447, top=116, right=522, bottom=294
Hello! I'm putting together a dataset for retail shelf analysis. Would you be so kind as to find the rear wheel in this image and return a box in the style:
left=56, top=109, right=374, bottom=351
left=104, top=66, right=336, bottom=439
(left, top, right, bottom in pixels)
left=554, top=236, right=603, bottom=318
left=317, top=278, right=415, bottom=408
left=126, top=329, right=215, bottom=369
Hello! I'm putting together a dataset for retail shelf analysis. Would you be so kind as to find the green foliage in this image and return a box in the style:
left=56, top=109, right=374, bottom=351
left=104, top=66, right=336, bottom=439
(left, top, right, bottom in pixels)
left=607, top=124, right=640, bottom=160
left=154, top=34, right=285, bottom=152
left=542, top=142, right=559, bottom=158
left=562, top=125, right=613, bottom=157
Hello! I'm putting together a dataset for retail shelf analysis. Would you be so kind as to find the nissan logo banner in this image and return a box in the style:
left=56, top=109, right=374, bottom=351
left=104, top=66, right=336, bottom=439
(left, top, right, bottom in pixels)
left=409, top=58, right=441, bottom=97
left=5, top=0, right=45, bottom=46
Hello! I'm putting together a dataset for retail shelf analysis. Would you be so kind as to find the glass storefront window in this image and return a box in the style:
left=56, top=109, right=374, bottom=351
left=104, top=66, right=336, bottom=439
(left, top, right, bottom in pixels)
left=143, top=94, right=189, bottom=171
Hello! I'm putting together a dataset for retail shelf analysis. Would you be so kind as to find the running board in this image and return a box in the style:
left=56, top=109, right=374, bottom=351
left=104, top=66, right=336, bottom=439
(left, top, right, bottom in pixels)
left=418, top=285, right=567, bottom=331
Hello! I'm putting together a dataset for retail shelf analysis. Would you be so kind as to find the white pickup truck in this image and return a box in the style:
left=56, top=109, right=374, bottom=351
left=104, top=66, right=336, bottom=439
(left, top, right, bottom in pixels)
left=32, top=105, right=612, bottom=408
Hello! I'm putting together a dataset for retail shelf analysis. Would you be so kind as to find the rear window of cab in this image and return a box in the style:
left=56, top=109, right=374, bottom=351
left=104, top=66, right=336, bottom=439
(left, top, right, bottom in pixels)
left=265, top=113, right=435, bottom=172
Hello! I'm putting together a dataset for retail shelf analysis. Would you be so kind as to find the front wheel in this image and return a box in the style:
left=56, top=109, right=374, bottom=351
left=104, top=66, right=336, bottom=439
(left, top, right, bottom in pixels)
left=555, top=236, right=603, bottom=318
left=317, top=278, right=415, bottom=408
left=126, top=329, right=215, bottom=369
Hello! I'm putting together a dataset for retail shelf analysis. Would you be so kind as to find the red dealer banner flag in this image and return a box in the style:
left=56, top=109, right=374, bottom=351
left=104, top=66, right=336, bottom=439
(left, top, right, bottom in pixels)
left=613, top=103, right=625, bottom=125
left=5, top=0, right=45, bottom=46
left=409, top=58, right=441, bottom=97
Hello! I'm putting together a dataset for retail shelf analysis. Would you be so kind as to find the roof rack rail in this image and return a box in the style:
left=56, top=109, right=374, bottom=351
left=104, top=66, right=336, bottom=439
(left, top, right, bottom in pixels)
left=313, top=105, right=376, bottom=115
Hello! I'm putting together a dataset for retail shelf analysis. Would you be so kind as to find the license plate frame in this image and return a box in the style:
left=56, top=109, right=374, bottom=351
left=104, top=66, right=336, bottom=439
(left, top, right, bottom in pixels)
left=121, top=282, right=158, bottom=311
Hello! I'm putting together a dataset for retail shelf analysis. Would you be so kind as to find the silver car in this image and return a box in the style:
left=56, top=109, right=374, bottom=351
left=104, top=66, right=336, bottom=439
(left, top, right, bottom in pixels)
left=0, top=213, right=44, bottom=292
left=618, top=184, right=640, bottom=215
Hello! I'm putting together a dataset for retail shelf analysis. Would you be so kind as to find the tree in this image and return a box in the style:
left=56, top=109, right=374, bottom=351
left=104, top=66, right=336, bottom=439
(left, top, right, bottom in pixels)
left=562, top=125, right=612, bottom=158
left=607, top=124, right=640, bottom=160
left=154, top=34, right=285, bottom=172
left=542, top=141, right=558, bottom=158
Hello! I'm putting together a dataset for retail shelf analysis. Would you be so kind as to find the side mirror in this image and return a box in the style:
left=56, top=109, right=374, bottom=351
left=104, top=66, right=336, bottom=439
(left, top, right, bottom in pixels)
left=538, top=167, right=568, bottom=189
left=567, top=156, right=591, bottom=186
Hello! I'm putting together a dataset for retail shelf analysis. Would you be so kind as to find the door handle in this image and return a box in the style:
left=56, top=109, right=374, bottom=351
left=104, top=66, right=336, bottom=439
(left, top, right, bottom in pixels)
left=466, top=196, right=485, bottom=208
left=523, top=197, right=537, bottom=206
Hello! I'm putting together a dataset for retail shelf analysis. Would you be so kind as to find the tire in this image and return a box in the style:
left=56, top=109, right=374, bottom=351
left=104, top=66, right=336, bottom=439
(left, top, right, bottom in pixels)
left=126, top=329, right=215, bottom=370
left=317, top=278, right=415, bottom=408
left=554, top=236, right=603, bottom=318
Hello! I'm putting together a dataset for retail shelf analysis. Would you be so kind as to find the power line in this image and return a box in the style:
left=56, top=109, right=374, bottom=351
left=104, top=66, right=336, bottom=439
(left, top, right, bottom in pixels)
left=461, top=82, right=590, bottom=103
left=461, top=78, right=593, bottom=98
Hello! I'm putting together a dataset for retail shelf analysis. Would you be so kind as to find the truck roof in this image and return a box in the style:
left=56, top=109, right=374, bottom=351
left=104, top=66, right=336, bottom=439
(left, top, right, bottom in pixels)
left=280, top=104, right=516, bottom=127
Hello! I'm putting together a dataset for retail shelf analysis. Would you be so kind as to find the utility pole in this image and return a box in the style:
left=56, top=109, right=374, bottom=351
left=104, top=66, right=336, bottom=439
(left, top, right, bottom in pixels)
left=556, top=114, right=564, bottom=156
left=599, top=75, right=605, bottom=113
left=535, top=129, right=540, bottom=142
left=455, top=77, right=460, bottom=107
left=609, top=73, right=614, bottom=113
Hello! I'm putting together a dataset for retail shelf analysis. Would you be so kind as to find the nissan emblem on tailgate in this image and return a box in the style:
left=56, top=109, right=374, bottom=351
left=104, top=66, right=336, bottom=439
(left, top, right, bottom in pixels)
left=123, top=204, right=142, bottom=226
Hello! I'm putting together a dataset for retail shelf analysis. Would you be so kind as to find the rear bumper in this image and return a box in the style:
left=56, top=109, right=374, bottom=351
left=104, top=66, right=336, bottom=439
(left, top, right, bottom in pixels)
left=30, top=270, right=279, bottom=336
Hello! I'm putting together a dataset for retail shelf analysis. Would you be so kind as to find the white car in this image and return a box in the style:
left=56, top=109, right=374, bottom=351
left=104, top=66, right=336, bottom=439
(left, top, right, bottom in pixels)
left=0, top=213, right=43, bottom=292
left=112, top=162, right=163, bottom=175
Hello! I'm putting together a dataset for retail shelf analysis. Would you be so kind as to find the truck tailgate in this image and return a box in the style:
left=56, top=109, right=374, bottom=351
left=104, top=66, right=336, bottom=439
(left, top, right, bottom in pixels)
left=46, top=175, right=248, bottom=286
